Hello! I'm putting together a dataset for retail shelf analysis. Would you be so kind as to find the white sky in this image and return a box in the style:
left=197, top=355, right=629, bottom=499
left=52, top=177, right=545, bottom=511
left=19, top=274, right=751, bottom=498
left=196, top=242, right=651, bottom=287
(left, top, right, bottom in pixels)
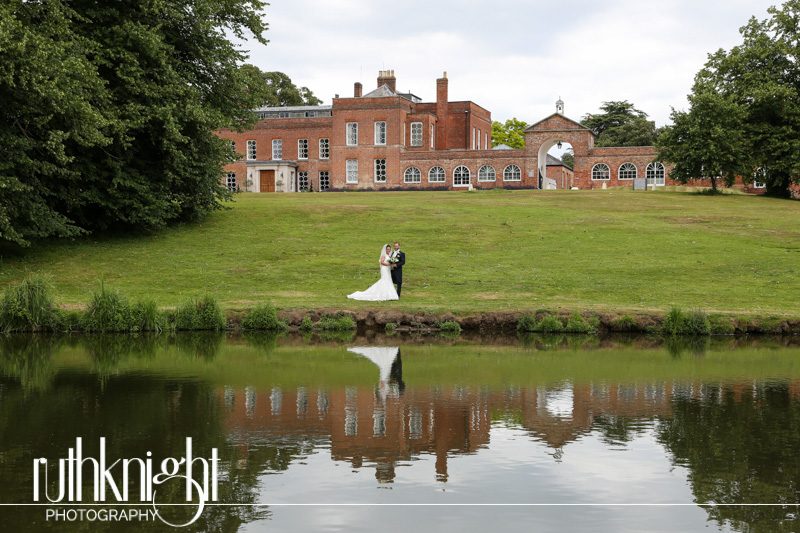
left=243, top=0, right=777, bottom=126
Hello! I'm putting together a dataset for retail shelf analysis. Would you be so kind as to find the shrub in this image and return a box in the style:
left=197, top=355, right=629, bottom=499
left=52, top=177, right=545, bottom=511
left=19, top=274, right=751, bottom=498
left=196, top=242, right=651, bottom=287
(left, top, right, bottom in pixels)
left=709, top=314, right=736, bottom=335
left=661, top=307, right=685, bottom=337
left=299, top=316, right=313, bottom=332
left=315, top=313, right=356, bottom=331
left=535, top=314, right=564, bottom=333
left=683, top=310, right=710, bottom=336
left=175, top=296, right=226, bottom=331
left=241, top=303, right=287, bottom=331
left=130, top=299, right=164, bottom=333
left=564, top=312, right=594, bottom=334
left=517, top=314, right=537, bottom=332
left=438, top=320, right=462, bottom=334
left=662, top=307, right=710, bottom=336
left=82, top=285, right=134, bottom=332
left=0, top=275, right=60, bottom=332
left=610, top=314, right=638, bottom=332
left=385, top=322, right=397, bottom=334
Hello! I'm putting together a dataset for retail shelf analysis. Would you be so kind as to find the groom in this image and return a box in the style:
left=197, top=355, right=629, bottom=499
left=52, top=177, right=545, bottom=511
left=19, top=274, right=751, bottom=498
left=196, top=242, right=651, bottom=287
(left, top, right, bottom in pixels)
left=390, top=241, right=405, bottom=297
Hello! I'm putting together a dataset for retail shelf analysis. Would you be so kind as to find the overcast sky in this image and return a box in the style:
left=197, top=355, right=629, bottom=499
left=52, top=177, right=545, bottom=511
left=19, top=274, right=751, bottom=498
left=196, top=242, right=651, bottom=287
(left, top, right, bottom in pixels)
left=243, top=0, right=777, bottom=126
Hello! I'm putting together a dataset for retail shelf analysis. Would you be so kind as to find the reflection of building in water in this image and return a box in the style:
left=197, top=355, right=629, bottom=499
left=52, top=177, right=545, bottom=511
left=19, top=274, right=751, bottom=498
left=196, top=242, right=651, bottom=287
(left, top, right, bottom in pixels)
left=218, top=353, right=800, bottom=482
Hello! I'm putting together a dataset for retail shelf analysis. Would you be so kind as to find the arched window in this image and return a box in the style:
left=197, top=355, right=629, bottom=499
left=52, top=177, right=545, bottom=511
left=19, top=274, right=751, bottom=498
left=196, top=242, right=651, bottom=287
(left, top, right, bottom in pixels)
left=646, top=162, right=665, bottom=186
left=428, top=166, right=445, bottom=183
left=503, top=164, right=521, bottom=181
left=404, top=167, right=421, bottom=184
left=478, top=165, right=496, bottom=182
left=453, top=165, right=471, bottom=186
left=618, top=163, right=637, bottom=180
left=591, top=163, right=610, bottom=181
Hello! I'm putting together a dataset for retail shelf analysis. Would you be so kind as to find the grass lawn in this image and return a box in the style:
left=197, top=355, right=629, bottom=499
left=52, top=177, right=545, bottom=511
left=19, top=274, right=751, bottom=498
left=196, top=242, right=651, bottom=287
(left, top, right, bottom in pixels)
left=1, top=188, right=799, bottom=315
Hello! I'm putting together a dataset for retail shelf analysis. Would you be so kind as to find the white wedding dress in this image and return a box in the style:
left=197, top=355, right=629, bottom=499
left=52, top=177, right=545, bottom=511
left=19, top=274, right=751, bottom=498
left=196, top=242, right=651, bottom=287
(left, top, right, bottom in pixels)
left=347, top=245, right=399, bottom=301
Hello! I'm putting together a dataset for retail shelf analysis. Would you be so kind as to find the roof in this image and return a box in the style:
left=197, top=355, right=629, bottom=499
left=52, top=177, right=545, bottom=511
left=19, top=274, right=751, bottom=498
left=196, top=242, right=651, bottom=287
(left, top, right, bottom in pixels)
left=546, top=154, right=564, bottom=166
left=397, top=92, right=422, bottom=103
left=254, top=104, right=332, bottom=113
left=524, top=112, right=593, bottom=133
left=362, top=85, right=397, bottom=98
left=493, top=144, right=513, bottom=150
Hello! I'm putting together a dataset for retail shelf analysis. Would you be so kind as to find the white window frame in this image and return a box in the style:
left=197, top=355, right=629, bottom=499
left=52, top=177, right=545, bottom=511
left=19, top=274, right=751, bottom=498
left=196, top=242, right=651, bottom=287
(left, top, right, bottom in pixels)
left=503, top=164, right=521, bottom=182
left=404, top=167, right=421, bottom=184
left=346, top=159, right=358, bottom=184
left=319, top=171, right=330, bottom=191
left=225, top=172, right=237, bottom=192
left=591, top=163, right=611, bottom=181
left=346, top=123, right=358, bottom=146
left=272, top=139, right=282, bottom=160
left=297, top=139, right=308, bottom=160
left=472, top=127, right=476, bottom=149
left=477, top=129, right=482, bottom=150
left=645, top=162, right=665, bottom=186
left=430, top=125, right=435, bottom=148
left=410, top=122, right=423, bottom=147
left=246, top=140, right=257, bottom=160
left=753, top=180, right=766, bottom=189
left=374, top=121, right=387, bottom=145
left=428, top=166, right=445, bottom=183
left=319, top=138, right=330, bottom=159
left=478, top=165, right=496, bottom=182
left=618, top=163, right=637, bottom=180
left=453, top=165, right=471, bottom=187
left=374, top=159, right=387, bottom=183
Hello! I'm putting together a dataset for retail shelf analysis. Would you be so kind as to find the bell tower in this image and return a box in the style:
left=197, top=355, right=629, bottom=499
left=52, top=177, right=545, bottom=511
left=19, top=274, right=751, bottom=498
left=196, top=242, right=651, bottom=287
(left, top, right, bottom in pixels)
left=556, top=97, right=564, bottom=115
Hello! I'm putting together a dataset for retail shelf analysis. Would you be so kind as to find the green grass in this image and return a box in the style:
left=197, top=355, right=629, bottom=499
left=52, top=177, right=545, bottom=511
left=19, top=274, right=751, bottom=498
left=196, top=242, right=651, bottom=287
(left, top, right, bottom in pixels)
left=1, top=189, right=799, bottom=315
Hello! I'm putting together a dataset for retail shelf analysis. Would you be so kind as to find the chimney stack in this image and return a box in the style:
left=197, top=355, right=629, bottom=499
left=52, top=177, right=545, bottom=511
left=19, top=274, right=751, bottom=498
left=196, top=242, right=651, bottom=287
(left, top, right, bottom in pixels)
left=377, top=69, right=397, bottom=93
left=435, top=72, right=449, bottom=150
left=354, top=82, right=362, bottom=97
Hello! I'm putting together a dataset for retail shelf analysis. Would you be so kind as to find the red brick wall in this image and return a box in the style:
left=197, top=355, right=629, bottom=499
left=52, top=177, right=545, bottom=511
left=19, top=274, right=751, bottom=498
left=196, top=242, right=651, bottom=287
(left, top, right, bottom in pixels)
left=218, top=117, right=333, bottom=191
left=580, top=146, right=674, bottom=190
left=399, top=149, right=531, bottom=190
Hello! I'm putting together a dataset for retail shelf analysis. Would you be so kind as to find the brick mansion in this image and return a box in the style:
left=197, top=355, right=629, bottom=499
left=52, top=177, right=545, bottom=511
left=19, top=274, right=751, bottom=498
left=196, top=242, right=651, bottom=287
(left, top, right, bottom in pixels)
left=218, top=70, right=675, bottom=193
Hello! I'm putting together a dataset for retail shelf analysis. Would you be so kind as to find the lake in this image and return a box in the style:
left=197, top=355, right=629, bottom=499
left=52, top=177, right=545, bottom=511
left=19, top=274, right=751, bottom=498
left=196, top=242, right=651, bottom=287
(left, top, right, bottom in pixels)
left=1, top=333, right=799, bottom=532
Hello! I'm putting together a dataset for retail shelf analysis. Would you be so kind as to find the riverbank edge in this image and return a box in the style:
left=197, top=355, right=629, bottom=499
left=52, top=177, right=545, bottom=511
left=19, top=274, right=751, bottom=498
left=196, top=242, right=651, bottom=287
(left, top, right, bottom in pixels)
left=240, top=308, right=800, bottom=336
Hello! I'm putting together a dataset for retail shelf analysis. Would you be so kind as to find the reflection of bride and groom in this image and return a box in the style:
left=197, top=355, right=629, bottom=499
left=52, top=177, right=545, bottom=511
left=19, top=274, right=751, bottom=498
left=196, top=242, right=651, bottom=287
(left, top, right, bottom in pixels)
left=347, top=346, right=404, bottom=402
left=347, top=242, right=405, bottom=301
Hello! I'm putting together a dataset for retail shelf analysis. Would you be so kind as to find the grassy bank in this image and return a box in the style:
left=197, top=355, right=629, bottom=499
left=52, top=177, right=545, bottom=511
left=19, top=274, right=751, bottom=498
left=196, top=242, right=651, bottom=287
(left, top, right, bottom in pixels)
left=1, top=189, right=799, bottom=315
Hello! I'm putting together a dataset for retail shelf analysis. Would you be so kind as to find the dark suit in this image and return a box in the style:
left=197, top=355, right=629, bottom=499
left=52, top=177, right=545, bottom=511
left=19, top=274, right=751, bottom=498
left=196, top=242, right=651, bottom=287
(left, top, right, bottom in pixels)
left=390, top=250, right=405, bottom=296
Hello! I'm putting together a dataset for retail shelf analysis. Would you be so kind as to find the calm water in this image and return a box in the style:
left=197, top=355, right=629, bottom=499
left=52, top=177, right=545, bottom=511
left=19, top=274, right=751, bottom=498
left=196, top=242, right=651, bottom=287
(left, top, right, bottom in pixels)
left=1, top=334, right=800, bottom=532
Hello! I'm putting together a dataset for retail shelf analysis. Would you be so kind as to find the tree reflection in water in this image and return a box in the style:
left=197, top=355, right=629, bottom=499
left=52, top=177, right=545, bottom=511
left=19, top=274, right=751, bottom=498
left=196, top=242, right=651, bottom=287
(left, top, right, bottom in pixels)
left=1, top=334, right=800, bottom=531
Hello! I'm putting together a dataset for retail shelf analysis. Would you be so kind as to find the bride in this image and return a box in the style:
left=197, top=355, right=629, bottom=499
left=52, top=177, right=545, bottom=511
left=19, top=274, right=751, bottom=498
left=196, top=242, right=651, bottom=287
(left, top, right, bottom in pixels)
left=347, top=244, right=399, bottom=301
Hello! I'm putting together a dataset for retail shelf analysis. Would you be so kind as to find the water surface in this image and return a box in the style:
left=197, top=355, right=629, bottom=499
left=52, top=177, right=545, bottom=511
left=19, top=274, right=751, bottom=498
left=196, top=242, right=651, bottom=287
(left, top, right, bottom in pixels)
left=1, top=334, right=799, bottom=532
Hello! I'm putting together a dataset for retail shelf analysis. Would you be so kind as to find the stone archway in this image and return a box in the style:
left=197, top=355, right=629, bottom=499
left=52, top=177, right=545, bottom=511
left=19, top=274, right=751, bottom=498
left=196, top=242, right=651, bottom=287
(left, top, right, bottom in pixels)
left=524, top=112, right=595, bottom=190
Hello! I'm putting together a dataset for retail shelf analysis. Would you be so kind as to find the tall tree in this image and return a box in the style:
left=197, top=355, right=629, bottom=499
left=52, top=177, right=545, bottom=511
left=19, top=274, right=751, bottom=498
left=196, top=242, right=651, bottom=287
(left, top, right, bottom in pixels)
left=0, top=0, right=271, bottom=248
left=491, top=118, right=528, bottom=149
left=659, top=1, right=800, bottom=197
left=247, top=69, right=322, bottom=107
left=581, top=101, right=658, bottom=147
left=657, top=88, right=747, bottom=192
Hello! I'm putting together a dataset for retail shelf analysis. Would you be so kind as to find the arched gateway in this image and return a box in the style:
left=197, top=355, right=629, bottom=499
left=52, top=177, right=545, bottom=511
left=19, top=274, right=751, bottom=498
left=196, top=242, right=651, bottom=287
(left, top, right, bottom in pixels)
left=524, top=105, right=594, bottom=189
left=524, top=100, right=666, bottom=190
